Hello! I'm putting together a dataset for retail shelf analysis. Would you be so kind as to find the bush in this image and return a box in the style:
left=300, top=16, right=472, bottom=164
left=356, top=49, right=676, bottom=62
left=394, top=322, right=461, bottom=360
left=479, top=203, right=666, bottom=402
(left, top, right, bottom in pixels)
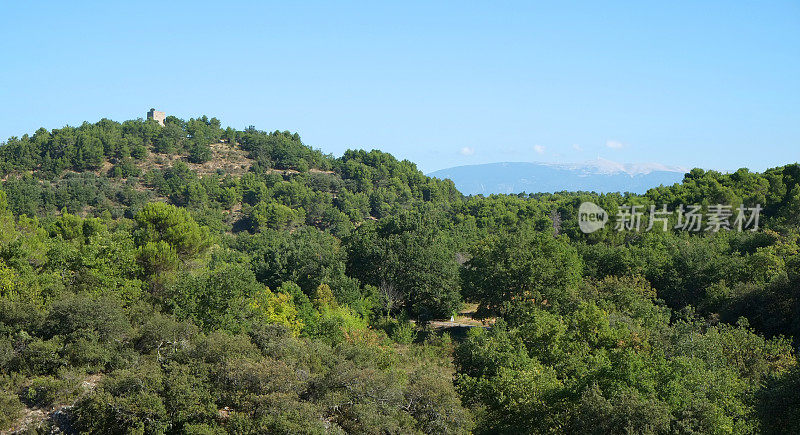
left=21, top=338, right=66, bottom=375
left=23, top=375, right=79, bottom=408
left=387, top=316, right=418, bottom=345
left=189, top=142, right=212, bottom=163
left=0, top=392, right=23, bottom=430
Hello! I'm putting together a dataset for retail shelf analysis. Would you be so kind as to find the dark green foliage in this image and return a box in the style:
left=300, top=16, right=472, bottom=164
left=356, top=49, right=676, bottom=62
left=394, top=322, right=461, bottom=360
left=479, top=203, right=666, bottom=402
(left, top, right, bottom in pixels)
left=454, top=279, right=795, bottom=434
left=462, top=225, right=583, bottom=320
left=166, top=262, right=261, bottom=332
left=239, top=129, right=329, bottom=171
left=0, top=391, right=23, bottom=430
left=22, top=375, right=81, bottom=408
left=189, top=142, right=212, bottom=163
left=238, top=227, right=356, bottom=301
left=757, top=368, right=800, bottom=434
left=135, top=202, right=206, bottom=258
left=346, top=212, right=463, bottom=319
left=66, top=321, right=471, bottom=434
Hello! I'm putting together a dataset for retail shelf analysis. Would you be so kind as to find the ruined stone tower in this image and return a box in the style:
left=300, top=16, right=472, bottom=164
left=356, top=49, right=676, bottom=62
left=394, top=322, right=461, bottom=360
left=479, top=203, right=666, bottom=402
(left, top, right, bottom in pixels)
left=147, top=108, right=166, bottom=126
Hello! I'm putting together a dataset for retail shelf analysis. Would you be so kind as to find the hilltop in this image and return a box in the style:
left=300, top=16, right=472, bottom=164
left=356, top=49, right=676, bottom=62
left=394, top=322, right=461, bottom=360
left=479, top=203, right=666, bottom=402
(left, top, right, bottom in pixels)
left=0, top=115, right=460, bottom=231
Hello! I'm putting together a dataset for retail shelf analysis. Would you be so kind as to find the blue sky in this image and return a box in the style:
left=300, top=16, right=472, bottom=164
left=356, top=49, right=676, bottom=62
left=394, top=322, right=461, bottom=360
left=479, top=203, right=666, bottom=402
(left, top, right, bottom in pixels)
left=1, top=1, right=798, bottom=173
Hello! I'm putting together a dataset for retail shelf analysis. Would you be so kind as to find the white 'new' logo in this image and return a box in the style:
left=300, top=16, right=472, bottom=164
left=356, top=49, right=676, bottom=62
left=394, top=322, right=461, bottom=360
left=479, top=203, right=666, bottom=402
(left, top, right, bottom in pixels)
left=578, top=202, right=608, bottom=233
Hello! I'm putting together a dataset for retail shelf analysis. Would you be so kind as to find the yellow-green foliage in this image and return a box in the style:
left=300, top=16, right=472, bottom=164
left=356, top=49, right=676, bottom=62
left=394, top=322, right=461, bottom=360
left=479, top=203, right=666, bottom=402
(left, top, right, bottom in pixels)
left=0, top=260, right=18, bottom=300
left=247, top=286, right=302, bottom=336
left=313, top=283, right=337, bottom=308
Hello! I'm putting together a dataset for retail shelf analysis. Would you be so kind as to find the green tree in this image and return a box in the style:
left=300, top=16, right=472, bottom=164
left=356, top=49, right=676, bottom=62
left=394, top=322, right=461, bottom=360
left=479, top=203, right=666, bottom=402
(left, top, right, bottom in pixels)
left=463, top=226, right=582, bottom=320
left=249, top=201, right=304, bottom=231
left=135, top=202, right=207, bottom=258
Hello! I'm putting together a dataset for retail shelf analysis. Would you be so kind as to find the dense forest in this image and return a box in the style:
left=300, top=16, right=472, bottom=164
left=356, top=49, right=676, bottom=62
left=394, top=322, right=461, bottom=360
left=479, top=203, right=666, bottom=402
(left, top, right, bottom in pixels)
left=0, top=115, right=798, bottom=434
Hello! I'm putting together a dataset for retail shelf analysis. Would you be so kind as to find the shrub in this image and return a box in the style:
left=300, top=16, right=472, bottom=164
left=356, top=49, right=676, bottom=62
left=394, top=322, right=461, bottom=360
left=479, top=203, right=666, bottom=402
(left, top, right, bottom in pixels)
left=23, top=375, right=80, bottom=408
left=0, top=392, right=23, bottom=430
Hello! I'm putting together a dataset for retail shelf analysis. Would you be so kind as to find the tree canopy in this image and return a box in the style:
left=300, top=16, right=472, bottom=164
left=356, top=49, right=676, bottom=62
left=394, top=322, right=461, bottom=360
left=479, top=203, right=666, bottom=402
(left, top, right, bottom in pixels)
left=0, top=115, right=797, bottom=433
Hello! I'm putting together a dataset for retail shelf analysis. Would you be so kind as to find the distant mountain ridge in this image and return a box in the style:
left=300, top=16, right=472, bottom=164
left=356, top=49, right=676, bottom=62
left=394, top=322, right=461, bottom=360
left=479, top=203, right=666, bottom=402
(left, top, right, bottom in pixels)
left=428, top=159, right=688, bottom=195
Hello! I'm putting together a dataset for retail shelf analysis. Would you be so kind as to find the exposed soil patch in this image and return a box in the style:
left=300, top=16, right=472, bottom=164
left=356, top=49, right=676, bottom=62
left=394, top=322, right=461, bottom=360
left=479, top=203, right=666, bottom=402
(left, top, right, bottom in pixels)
left=4, top=373, right=104, bottom=434
left=137, top=142, right=253, bottom=177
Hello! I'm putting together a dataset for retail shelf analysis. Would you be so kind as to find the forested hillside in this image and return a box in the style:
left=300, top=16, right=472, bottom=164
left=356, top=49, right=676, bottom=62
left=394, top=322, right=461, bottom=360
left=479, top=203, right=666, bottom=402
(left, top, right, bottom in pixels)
left=0, top=115, right=798, bottom=433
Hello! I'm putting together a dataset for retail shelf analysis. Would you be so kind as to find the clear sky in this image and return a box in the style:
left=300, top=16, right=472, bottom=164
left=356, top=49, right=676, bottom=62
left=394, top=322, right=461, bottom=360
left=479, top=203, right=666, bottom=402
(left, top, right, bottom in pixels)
left=1, top=1, right=798, bottom=173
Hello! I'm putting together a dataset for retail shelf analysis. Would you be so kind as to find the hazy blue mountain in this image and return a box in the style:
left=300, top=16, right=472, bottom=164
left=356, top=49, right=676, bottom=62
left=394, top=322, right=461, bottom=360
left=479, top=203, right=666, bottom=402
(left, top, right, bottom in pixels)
left=428, top=159, right=687, bottom=195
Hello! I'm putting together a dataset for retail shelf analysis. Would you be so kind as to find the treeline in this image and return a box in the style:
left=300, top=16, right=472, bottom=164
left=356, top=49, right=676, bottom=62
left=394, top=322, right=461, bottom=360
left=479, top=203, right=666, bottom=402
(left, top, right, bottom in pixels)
left=0, top=116, right=798, bottom=433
